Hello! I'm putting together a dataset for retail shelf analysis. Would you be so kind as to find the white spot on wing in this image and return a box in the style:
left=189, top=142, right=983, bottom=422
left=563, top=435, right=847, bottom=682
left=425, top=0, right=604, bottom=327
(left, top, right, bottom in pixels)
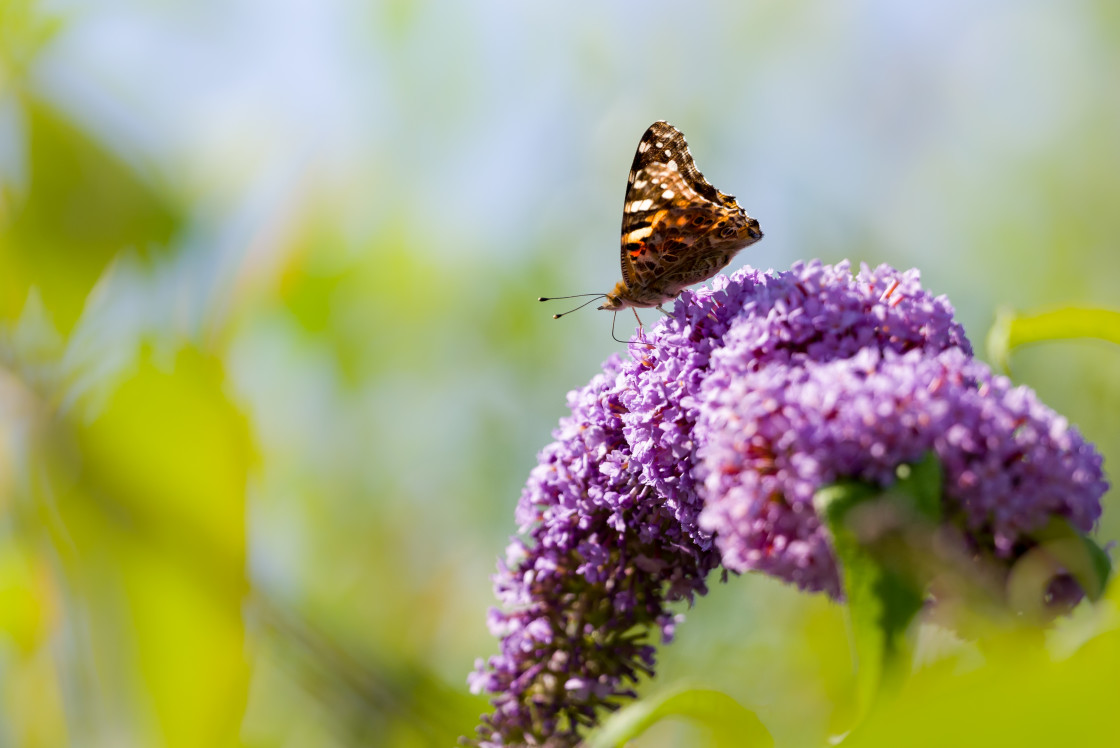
left=625, top=226, right=654, bottom=242
left=664, top=149, right=671, bottom=157
left=638, top=142, right=650, bottom=153
left=662, top=190, right=675, bottom=200
left=624, top=200, right=654, bottom=213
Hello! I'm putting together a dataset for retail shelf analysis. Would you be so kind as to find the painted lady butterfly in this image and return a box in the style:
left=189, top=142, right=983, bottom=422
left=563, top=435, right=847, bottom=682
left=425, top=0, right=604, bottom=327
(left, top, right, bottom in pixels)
left=542, top=121, right=762, bottom=337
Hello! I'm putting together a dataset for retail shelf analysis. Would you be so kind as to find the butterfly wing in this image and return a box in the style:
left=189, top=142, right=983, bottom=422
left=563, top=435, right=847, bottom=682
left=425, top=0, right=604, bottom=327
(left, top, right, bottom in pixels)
left=619, top=121, right=761, bottom=306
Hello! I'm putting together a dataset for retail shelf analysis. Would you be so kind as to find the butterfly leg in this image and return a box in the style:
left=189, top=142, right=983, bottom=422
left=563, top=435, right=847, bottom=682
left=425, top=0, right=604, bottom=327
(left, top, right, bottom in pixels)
left=656, top=304, right=670, bottom=316
left=631, top=307, right=646, bottom=341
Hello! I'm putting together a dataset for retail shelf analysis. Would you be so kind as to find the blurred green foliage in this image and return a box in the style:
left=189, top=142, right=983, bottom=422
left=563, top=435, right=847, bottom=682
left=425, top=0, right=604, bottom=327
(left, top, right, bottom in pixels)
left=0, top=97, right=178, bottom=332
left=0, top=1, right=1118, bottom=747
left=589, top=686, right=774, bottom=748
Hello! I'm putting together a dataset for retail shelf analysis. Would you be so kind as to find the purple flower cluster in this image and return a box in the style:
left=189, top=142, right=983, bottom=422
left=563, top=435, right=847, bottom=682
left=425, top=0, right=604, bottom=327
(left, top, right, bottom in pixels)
left=468, top=261, right=1108, bottom=745
left=467, top=355, right=719, bottom=747
left=696, top=347, right=1107, bottom=596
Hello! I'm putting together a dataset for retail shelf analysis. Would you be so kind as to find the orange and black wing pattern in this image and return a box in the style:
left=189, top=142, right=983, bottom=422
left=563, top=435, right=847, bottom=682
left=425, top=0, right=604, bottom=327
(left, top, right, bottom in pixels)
left=618, top=121, right=762, bottom=307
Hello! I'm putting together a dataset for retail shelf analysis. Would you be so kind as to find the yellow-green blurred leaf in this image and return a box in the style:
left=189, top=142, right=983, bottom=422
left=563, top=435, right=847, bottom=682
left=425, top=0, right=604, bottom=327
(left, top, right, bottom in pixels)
left=49, top=346, right=250, bottom=747
left=0, top=0, right=62, bottom=84
left=1, top=644, right=69, bottom=747
left=0, top=96, right=179, bottom=333
left=987, top=306, right=1120, bottom=372
left=0, top=541, right=53, bottom=653
left=844, top=624, right=1120, bottom=747
left=587, top=686, right=773, bottom=748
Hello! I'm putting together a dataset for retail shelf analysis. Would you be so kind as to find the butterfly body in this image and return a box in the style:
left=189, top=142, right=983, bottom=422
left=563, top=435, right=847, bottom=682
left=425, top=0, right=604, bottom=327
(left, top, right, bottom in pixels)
left=599, top=121, right=762, bottom=312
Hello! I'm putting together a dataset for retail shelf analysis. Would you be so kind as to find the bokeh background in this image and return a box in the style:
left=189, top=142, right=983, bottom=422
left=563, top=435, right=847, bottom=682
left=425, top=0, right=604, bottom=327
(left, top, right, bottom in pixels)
left=1, top=1, right=1118, bottom=746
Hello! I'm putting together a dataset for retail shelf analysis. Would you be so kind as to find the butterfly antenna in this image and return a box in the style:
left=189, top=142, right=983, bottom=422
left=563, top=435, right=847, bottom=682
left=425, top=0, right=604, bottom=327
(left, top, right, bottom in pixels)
left=539, top=293, right=605, bottom=301
left=540, top=294, right=606, bottom=319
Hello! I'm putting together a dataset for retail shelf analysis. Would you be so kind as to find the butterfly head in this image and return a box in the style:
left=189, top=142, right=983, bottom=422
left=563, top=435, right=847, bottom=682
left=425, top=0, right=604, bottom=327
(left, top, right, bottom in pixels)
left=744, top=217, right=763, bottom=242
left=597, top=283, right=629, bottom=312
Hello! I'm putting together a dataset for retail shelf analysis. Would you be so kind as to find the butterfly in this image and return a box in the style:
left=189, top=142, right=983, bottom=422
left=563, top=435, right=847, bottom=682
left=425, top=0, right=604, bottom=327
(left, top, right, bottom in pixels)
left=541, top=121, right=763, bottom=340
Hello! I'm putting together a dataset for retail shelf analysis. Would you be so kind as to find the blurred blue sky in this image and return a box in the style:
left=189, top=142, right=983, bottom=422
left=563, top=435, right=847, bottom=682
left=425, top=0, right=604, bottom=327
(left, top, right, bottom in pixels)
left=35, top=0, right=1116, bottom=340
left=22, top=0, right=1118, bottom=586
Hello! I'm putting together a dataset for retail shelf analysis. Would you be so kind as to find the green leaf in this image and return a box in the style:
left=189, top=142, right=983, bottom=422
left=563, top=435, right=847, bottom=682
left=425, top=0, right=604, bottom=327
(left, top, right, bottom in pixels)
left=0, top=0, right=63, bottom=82
left=1012, top=518, right=1112, bottom=605
left=842, top=624, right=1120, bottom=747
left=586, top=687, right=772, bottom=748
left=0, top=95, right=180, bottom=334
left=889, top=450, right=942, bottom=523
left=987, top=306, right=1120, bottom=372
left=814, top=480, right=882, bottom=532
left=45, top=346, right=250, bottom=747
left=1080, top=536, right=1113, bottom=599
left=814, top=454, right=944, bottom=723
